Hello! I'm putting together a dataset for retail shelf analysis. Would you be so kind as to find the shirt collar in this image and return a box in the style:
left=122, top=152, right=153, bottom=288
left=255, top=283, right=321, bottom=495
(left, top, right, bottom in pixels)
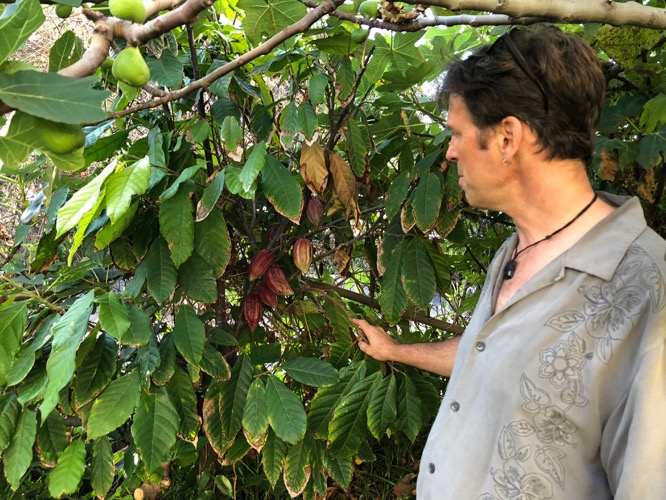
left=563, top=192, right=646, bottom=281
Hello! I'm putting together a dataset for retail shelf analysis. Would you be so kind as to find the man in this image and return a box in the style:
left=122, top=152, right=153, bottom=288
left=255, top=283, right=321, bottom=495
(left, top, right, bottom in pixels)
left=353, top=27, right=666, bottom=499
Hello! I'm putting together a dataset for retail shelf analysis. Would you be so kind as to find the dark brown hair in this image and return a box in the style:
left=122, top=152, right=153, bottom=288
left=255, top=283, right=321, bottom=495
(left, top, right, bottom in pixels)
left=439, top=27, right=605, bottom=165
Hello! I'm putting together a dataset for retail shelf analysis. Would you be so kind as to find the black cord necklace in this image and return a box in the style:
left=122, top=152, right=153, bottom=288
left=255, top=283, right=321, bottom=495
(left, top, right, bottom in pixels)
left=503, top=193, right=599, bottom=280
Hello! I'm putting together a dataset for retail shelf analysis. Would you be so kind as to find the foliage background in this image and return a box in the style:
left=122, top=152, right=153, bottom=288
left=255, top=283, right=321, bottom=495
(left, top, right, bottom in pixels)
left=0, top=0, right=665, bottom=498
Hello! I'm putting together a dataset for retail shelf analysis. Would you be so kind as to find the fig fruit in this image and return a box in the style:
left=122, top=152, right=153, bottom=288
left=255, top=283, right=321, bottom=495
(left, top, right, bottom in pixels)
left=55, top=4, right=73, bottom=18
left=34, top=117, right=85, bottom=154
left=351, top=28, right=369, bottom=44
left=112, top=47, right=150, bottom=87
left=358, top=0, right=379, bottom=18
left=109, top=0, right=146, bottom=23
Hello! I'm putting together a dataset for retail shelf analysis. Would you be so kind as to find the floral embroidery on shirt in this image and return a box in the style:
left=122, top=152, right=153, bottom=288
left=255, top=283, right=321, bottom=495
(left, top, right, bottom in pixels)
left=538, top=333, right=588, bottom=406
left=533, top=406, right=578, bottom=446
left=479, top=458, right=554, bottom=500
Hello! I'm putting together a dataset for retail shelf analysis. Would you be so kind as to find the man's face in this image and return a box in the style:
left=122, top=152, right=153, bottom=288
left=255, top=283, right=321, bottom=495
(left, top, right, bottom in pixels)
left=445, top=95, right=507, bottom=210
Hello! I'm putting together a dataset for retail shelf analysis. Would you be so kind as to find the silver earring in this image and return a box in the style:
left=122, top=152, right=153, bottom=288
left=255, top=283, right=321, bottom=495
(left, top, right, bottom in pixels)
left=502, top=158, right=511, bottom=166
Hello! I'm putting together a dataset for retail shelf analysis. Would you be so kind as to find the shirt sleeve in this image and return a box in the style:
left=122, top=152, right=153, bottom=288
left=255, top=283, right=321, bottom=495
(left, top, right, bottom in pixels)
left=601, top=341, right=666, bottom=498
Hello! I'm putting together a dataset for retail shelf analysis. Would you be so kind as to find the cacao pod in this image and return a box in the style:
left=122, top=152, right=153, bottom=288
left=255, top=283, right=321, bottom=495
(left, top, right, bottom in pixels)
left=257, top=282, right=278, bottom=309
left=306, top=198, right=323, bottom=227
left=293, top=238, right=313, bottom=274
left=266, top=265, right=294, bottom=296
left=243, top=294, right=262, bottom=332
left=249, top=249, right=275, bottom=281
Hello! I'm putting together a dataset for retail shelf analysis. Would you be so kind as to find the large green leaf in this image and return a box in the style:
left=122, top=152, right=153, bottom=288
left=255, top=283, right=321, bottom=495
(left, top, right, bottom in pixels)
left=56, top=161, right=117, bottom=237
left=97, top=292, right=130, bottom=341
left=0, top=301, right=27, bottom=387
left=202, top=385, right=233, bottom=458
left=385, top=171, right=411, bottom=221
left=412, top=172, right=443, bottom=231
left=73, top=334, right=117, bottom=409
left=0, top=0, right=45, bottom=66
left=199, top=344, right=231, bottom=381
left=0, top=71, right=110, bottom=123
left=323, top=451, right=353, bottom=488
left=262, top=155, right=303, bottom=223
left=0, top=111, right=41, bottom=170
left=345, top=119, right=369, bottom=178
left=0, top=394, right=20, bottom=456
left=242, top=378, right=268, bottom=450
left=401, top=238, right=436, bottom=309
left=6, top=315, right=56, bottom=388
left=218, top=355, right=254, bottom=441
left=159, top=163, right=203, bottom=203
left=144, top=237, right=177, bottom=303
left=47, top=439, right=86, bottom=498
left=282, top=358, right=339, bottom=388
left=365, top=31, right=426, bottom=84
left=237, top=0, right=307, bottom=45
left=284, top=438, right=310, bottom=497
left=177, top=254, right=218, bottom=303
left=152, top=335, right=176, bottom=386
left=67, top=187, right=105, bottom=265
left=84, top=128, right=131, bottom=165
left=166, top=367, right=200, bottom=442
left=261, top=429, right=287, bottom=487
left=265, top=375, right=307, bottom=445
left=137, top=336, right=161, bottom=387
left=41, top=292, right=94, bottom=419
left=91, top=437, right=114, bottom=498
left=146, top=53, right=184, bottom=88
left=87, top=371, right=141, bottom=440
left=199, top=170, right=226, bottom=220
left=396, top=375, right=422, bottom=442
left=640, top=93, right=666, bottom=133
left=159, top=184, right=194, bottom=267
left=637, top=132, right=666, bottom=169
left=173, top=305, right=205, bottom=366
left=366, top=373, right=398, bottom=440
left=104, top=157, right=151, bottom=223
left=36, top=410, right=68, bottom=466
left=122, top=303, right=152, bottom=347
left=238, top=141, right=267, bottom=191
left=95, top=199, right=139, bottom=250
left=131, top=386, right=180, bottom=473
left=328, top=371, right=381, bottom=458
left=3, top=407, right=37, bottom=489
left=379, top=241, right=408, bottom=324
left=48, top=31, right=84, bottom=73
left=194, top=208, right=231, bottom=277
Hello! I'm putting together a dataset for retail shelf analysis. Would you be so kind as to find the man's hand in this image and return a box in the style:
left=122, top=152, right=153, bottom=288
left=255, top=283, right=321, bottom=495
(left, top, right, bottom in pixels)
left=352, top=318, right=400, bottom=362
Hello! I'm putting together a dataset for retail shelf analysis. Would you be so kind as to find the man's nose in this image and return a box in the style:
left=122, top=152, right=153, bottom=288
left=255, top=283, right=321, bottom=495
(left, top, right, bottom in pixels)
left=445, top=143, right=457, bottom=162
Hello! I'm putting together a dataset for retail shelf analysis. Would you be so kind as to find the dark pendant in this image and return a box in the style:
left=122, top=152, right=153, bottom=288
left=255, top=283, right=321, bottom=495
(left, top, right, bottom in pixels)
left=503, top=260, right=517, bottom=280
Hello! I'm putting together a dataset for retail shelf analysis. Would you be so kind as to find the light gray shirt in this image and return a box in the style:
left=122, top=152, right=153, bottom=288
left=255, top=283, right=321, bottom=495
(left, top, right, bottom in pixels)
left=417, top=194, right=666, bottom=499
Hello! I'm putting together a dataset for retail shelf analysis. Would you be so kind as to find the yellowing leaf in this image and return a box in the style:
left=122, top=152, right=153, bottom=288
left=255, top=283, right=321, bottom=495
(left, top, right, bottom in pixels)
left=299, top=142, right=328, bottom=197
left=329, top=153, right=359, bottom=222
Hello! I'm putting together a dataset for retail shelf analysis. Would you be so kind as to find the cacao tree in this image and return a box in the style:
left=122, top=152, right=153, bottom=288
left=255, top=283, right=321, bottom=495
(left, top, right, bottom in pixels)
left=0, top=0, right=665, bottom=497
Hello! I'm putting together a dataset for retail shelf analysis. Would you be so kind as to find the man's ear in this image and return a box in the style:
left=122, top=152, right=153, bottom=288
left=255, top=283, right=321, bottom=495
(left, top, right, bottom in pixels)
left=497, top=116, right=523, bottom=161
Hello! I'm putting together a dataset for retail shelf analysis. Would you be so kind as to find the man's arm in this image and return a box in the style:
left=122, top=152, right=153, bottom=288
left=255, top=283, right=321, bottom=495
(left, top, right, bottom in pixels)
left=352, top=319, right=460, bottom=378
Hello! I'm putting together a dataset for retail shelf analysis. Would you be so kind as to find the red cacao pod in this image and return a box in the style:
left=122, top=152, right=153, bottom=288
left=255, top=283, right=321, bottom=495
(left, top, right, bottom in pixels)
left=257, top=282, right=278, bottom=309
left=306, top=198, right=323, bottom=227
left=293, top=238, right=313, bottom=274
left=266, top=265, right=294, bottom=296
left=249, top=249, right=275, bottom=281
left=243, top=294, right=262, bottom=332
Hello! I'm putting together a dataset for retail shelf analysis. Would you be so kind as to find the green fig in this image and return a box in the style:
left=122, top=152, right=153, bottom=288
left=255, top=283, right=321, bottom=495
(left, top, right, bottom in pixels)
left=109, top=0, right=146, bottom=23
left=34, top=117, right=85, bottom=155
left=112, top=47, right=150, bottom=87
left=55, top=4, right=73, bottom=18
left=101, top=56, right=114, bottom=71
left=358, top=0, right=379, bottom=18
left=351, top=28, right=369, bottom=44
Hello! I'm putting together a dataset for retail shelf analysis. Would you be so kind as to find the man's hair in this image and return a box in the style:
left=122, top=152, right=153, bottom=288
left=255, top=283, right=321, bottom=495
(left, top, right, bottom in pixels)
left=439, top=27, right=605, bottom=165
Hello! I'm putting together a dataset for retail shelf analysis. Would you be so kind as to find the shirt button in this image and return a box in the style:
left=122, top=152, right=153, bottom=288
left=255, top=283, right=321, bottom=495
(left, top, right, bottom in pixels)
left=428, top=462, right=436, bottom=473
left=450, top=401, right=460, bottom=412
left=476, top=342, right=486, bottom=352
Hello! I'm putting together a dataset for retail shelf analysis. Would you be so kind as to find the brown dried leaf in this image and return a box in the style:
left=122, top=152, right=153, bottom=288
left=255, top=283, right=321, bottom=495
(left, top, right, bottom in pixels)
left=333, top=246, right=351, bottom=276
left=330, top=153, right=359, bottom=223
left=300, top=142, right=329, bottom=197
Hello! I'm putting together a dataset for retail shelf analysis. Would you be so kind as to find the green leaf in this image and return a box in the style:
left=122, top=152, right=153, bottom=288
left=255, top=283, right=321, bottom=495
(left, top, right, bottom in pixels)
left=105, top=157, right=151, bottom=223
left=74, top=334, right=117, bottom=409
left=94, top=199, right=139, bottom=250
left=265, top=375, right=307, bottom=445
left=242, top=378, right=268, bottom=450
left=282, top=358, right=339, bottom=387
left=144, top=237, right=177, bottom=303
left=6, top=315, right=56, bottom=388
left=298, top=103, right=318, bottom=139
left=173, top=305, right=205, bottom=366
left=385, top=171, right=410, bottom=221
left=0, top=110, right=41, bottom=171
left=221, top=116, right=243, bottom=149
left=262, top=155, right=303, bottom=223
left=0, top=301, right=27, bottom=387
left=202, top=386, right=233, bottom=458
left=159, top=163, right=203, bottom=202
left=239, top=141, right=267, bottom=192
left=199, top=344, right=231, bottom=381
left=199, top=170, right=226, bottom=220
left=84, top=128, right=131, bottom=166
left=640, top=94, right=666, bottom=134
left=146, top=53, right=184, bottom=88
left=308, top=73, right=328, bottom=105
left=49, top=31, right=84, bottom=73
left=0, top=394, right=20, bottom=456
left=0, top=71, right=110, bottom=123
left=159, top=184, right=194, bottom=267
left=67, top=187, right=104, bottom=265
left=91, top=437, right=114, bottom=498
left=323, top=451, right=353, bottom=488
left=366, top=373, right=397, bottom=440
left=396, top=375, right=422, bottom=442
left=225, top=166, right=256, bottom=199
left=166, top=367, right=200, bottom=442
left=365, top=32, right=425, bottom=84
left=237, top=0, right=307, bottom=45
left=56, top=160, right=117, bottom=237
left=148, top=127, right=166, bottom=167
left=401, top=238, right=436, bottom=309
left=97, top=292, right=130, bottom=341
left=346, top=119, right=368, bottom=177
left=261, top=429, right=287, bottom=487
left=177, top=254, right=218, bottom=303
left=87, top=371, right=141, bottom=440
left=0, top=0, right=45, bottom=66
left=412, top=172, right=443, bottom=231
left=637, top=133, right=666, bottom=169
left=3, top=408, right=37, bottom=489
left=132, top=386, right=180, bottom=473
left=47, top=439, right=86, bottom=497
left=379, top=241, right=408, bottom=324
left=41, top=291, right=94, bottom=419
left=194, top=208, right=231, bottom=277
left=37, top=409, right=69, bottom=466
left=328, top=371, right=381, bottom=458
left=122, top=303, right=152, bottom=347
left=218, top=355, right=254, bottom=439
left=137, top=336, right=161, bottom=386
left=284, top=438, right=310, bottom=497
left=224, top=432, right=252, bottom=464
left=152, top=335, right=176, bottom=386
